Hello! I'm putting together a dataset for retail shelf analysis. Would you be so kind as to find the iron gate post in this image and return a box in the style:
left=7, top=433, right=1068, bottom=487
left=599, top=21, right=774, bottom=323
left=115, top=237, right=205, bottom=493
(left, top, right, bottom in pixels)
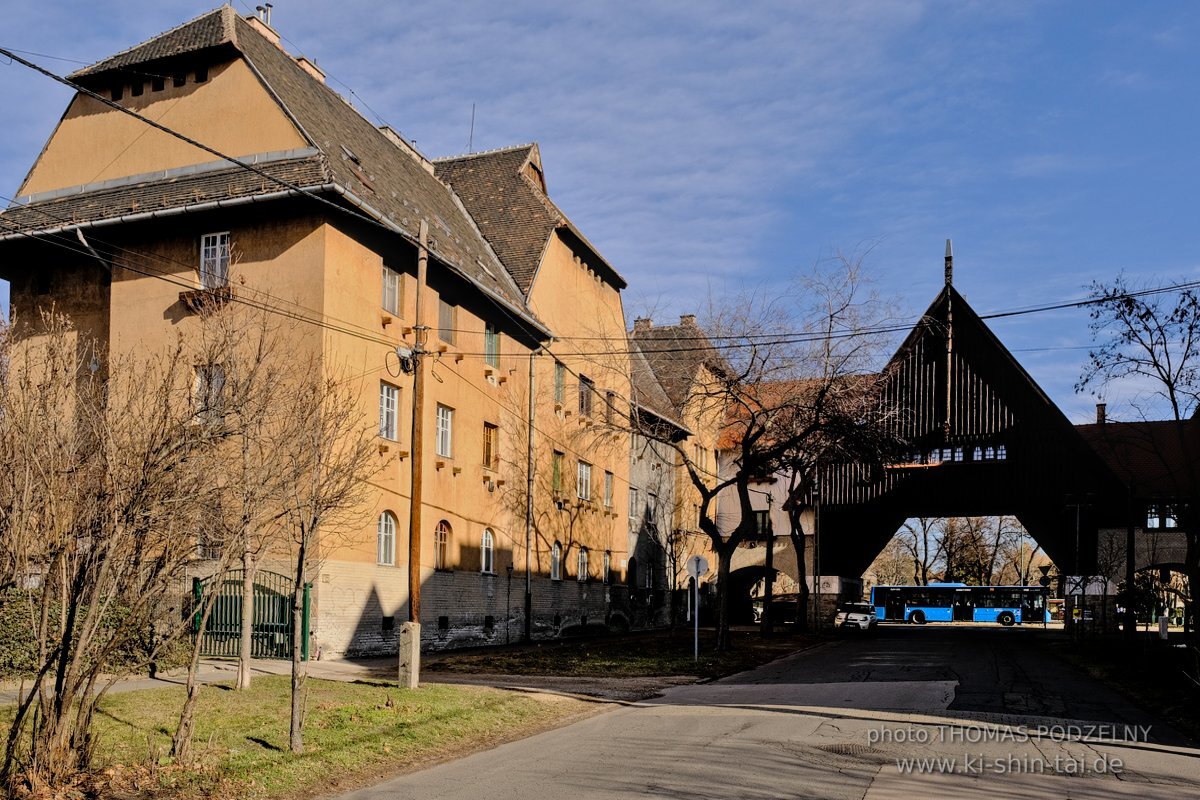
left=301, top=582, right=312, bottom=662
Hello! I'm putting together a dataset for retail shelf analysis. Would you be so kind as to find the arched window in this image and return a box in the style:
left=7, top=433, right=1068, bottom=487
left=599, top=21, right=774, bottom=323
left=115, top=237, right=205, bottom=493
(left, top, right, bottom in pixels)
left=551, top=541, right=562, bottom=580
left=577, top=547, right=589, bottom=582
left=603, top=551, right=612, bottom=584
left=481, top=529, right=495, bottom=574
left=377, top=511, right=396, bottom=565
left=434, top=521, right=451, bottom=570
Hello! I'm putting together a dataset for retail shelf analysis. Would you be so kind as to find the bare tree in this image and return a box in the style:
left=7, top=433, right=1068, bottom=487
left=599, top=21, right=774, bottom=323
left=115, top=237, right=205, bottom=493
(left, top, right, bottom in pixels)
left=169, top=304, right=292, bottom=763
left=275, top=366, right=380, bottom=755
left=643, top=257, right=903, bottom=649
left=0, top=311, right=229, bottom=788
left=865, top=535, right=912, bottom=588
left=898, top=518, right=943, bottom=585
left=1078, top=275, right=1200, bottom=638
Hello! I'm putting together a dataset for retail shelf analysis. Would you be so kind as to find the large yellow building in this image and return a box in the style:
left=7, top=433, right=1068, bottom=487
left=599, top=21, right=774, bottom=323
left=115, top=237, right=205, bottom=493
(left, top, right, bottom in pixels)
left=0, top=6, right=718, bottom=655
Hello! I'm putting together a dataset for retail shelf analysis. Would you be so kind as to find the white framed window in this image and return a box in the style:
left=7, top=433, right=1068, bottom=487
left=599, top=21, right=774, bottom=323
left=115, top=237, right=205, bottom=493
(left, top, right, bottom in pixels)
left=379, top=382, right=399, bottom=440
left=484, top=322, right=500, bottom=367
left=377, top=511, right=396, bottom=565
left=603, top=551, right=611, bottom=584
left=382, top=265, right=401, bottom=315
left=577, top=461, right=592, bottom=501
left=551, top=542, right=562, bottom=580
left=436, top=404, right=454, bottom=457
left=434, top=520, right=451, bottom=570
left=604, top=472, right=614, bottom=507
left=438, top=298, right=456, bottom=344
left=481, top=528, right=495, bottom=574
left=577, top=548, right=588, bottom=582
left=200, top=232, right=230, bottom=289
left=193, top=363, right=226, bottom=423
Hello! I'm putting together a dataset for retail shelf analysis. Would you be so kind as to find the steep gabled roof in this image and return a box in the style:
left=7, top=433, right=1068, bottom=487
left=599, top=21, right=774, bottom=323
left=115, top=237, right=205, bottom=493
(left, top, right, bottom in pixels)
left=69, top=6, right=239, bottom=79
left=434, top=145, right=626, bottom=296
left=629, top=345, right=688, bottom=432
left=433, top=145, right=557, bottom=293
left=2, top=6, right=543, bottom=331
left=630, top=317, right=722, bottom=415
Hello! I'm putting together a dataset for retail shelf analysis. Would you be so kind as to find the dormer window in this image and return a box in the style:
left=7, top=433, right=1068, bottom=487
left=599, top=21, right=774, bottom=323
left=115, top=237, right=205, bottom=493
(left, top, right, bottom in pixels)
left=200, top=232, right=230, bottom=289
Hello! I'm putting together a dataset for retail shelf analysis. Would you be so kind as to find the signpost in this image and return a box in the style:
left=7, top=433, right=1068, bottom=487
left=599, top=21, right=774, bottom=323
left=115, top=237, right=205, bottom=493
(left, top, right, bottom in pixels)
left=686, top=555, right=709, bottom=661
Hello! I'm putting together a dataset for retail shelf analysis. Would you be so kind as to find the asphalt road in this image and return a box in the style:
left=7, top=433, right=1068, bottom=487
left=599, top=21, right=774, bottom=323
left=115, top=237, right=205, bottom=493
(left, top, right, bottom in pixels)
left=339, top=625, right=1200, bottom=799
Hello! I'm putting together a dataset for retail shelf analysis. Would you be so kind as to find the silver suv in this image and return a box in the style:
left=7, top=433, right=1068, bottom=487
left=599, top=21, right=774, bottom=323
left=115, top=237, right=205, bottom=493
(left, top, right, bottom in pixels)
left=835, top=602, right=878, bottom=631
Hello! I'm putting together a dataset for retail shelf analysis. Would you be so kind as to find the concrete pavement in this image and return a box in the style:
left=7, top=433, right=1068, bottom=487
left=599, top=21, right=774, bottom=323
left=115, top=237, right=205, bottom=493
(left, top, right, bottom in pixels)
left=339, top=626, right=1200, bottom=800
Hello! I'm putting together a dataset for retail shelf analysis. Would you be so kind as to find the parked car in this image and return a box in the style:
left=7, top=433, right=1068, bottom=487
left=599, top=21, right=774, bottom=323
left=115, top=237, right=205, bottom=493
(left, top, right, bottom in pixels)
left=835, top=602, right=877, bottom=631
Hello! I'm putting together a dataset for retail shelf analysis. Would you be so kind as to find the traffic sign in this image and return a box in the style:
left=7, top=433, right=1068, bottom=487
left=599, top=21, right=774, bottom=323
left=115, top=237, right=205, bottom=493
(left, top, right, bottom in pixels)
left=686, top=555, right=709, bottom=580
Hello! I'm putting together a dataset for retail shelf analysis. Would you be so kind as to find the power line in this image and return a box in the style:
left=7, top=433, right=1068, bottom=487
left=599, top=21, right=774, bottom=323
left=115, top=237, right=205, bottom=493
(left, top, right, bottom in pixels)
left=0, top=47, right=392, bottom=238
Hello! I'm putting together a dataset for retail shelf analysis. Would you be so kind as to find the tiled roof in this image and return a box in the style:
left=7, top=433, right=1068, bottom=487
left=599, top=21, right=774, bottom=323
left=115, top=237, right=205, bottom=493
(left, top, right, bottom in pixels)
left=0, top=157, right=325, bottom=233
left=433, top=146, right=555, bottom=294
left=7, top=7, right=538, bottom=324
left=629, top=346, right=687, bottom=431
left=1076, top=419, right=1200, bottom=497
left=70, top=6, right=238, bottom=79
left=434, top=145, right=626, bottom=295
left=630, top=318, right=723, bottom=414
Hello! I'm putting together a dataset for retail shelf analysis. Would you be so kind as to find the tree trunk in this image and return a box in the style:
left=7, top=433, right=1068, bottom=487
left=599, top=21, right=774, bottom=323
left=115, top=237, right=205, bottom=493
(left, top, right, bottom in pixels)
left=789, top=528, right=809, bottom=632
left=289, top=546, right=307, bottom=755
left=173, top=572, right=224, bottom=764
left=237, top=551, right=255, bottom=690
left=715, top=544, right=734, bottom=652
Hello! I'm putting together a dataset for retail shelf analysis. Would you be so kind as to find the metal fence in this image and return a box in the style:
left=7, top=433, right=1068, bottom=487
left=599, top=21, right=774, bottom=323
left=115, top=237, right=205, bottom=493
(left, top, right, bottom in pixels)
left=193, top=570, right=309, bottom=661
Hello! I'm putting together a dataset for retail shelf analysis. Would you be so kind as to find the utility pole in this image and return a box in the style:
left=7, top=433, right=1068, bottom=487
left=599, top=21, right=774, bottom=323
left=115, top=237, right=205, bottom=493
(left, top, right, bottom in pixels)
left=523, top=349, right=537, bottom=641
left=399, top=220, right=428, bottom=689
left=762, top=492, right=775, bottom=636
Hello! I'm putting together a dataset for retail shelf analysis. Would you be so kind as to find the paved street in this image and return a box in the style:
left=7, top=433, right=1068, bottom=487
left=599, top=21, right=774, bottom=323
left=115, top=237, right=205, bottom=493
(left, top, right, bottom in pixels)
left=341, top=625, right=1200, bottom=799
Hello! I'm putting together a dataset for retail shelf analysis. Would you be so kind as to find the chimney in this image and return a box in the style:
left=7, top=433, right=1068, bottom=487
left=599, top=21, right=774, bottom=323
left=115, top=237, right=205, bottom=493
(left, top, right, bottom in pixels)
left=944, top=239, right=954, bottom=286
left=296, top=56, right=326, bottom=84
left=679, top=314, right=696, bottom=327
left=245, top=13, right=281, bottom=47
left=633, top=318, right=653, bottom=334
left=1096, top=403, right=1106, bottom=424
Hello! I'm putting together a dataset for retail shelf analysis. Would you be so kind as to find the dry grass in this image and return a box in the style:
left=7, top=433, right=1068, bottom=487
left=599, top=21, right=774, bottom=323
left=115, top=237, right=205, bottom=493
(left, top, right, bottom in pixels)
left=4, top=676, right=592, bottom=799
left=425, top=629, right=816, bottom=680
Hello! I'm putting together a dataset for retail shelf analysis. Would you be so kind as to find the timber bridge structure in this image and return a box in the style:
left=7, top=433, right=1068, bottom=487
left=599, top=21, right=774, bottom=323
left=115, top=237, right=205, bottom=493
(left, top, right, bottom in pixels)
left=814, top=243, right=1195, bottom=584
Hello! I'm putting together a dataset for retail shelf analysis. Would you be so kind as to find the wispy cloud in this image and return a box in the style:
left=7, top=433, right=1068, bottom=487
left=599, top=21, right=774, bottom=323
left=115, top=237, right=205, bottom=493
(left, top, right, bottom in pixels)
left=3, top=1, right=1200, bottom=416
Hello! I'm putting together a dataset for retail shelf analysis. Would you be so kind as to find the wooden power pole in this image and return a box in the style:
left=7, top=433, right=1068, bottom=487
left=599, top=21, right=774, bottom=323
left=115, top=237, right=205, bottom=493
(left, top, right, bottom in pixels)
left=400, top=220, right=429, bottom=688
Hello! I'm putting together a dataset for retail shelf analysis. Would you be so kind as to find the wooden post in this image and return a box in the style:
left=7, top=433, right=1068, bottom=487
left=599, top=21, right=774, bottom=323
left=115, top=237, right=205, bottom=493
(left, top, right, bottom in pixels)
left=400, top=220, right=428, bottom=688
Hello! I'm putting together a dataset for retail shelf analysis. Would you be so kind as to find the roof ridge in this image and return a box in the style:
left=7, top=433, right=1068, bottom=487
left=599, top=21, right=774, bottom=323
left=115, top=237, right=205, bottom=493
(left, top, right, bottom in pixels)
left=69, top=5, right=236, bottom=78
left=431, top=143, right=537, bottom=163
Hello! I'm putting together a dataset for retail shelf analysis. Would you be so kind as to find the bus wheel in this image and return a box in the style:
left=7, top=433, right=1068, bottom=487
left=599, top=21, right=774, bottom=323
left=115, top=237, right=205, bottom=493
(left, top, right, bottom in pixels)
left=998, top=612, right=1015, bottom=627
left=909, top=610, right=926, bottom=625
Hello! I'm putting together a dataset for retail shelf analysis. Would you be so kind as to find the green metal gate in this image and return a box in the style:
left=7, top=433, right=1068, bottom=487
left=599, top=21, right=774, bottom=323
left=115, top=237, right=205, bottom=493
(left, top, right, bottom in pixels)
left=193, top=570, right=310, bottom=661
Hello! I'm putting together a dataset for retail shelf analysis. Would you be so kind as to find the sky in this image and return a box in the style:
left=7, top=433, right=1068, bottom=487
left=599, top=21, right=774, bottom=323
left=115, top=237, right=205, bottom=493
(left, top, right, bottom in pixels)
left=2, top=1, right=1199, bottom=422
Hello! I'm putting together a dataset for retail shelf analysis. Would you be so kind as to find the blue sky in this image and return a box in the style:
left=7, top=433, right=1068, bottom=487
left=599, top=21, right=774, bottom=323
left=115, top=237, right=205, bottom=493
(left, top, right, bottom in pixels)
left=2, top=1, right=1198, bottom=422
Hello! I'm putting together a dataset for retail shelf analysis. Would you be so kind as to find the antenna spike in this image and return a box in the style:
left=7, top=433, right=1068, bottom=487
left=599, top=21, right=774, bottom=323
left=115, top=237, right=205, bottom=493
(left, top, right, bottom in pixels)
left=944, top=238, right=954, bottom=286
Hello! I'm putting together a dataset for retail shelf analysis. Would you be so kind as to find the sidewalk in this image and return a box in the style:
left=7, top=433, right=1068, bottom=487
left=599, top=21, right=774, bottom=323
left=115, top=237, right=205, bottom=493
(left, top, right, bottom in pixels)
left=0, top=653, right=695, bottom=706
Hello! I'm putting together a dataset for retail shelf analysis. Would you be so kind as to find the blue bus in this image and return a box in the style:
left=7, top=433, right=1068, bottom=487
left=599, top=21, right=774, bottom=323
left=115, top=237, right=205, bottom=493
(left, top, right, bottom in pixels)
left=870, top=583, right=1047, bottom=626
